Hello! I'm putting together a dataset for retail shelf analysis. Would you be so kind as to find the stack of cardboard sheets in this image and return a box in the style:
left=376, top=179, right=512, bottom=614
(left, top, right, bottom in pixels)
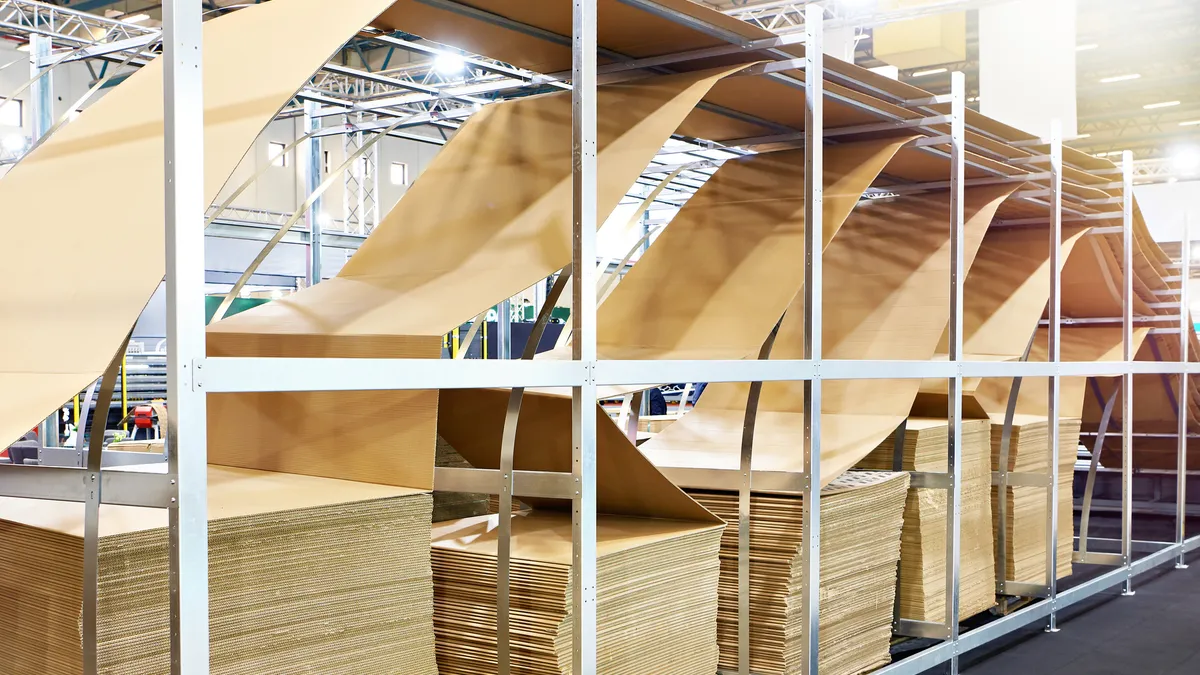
left=430, top=510, right=723, bottom=675
left=0, top=465, right=436, bottom=675
left=991, top=415, right=1079, bottom=584
left=687, top=471, right=909, bottom=675
left=858, top=418, right=997, bottom=622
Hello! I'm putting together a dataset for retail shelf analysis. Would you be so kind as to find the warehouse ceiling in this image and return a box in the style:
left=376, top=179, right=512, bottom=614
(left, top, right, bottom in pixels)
left=48, top=0, right=1200, bottom=164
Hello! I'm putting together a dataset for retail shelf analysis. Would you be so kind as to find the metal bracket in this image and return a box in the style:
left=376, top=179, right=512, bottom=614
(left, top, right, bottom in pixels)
left=191, top=357, right=204, bottom=391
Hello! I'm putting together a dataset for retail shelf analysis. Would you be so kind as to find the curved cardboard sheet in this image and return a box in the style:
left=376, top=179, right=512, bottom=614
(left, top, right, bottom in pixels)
left=639, top=183, right=1017, bottom=488
left=206, top=68, right=745, bottom=489
left=0, top=0, right=399, bottom=448
left=437, top=388, right=719, bottom=523
left=210, top=67, right=745, bottom=342
left=593, top=137, right=914, bottom=363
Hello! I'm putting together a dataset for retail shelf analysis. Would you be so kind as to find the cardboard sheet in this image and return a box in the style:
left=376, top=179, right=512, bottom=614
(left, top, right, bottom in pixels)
left=206, top=68, right=745, bottom=488
left=592, top=137, right=913, bottom=362
left=0, top=465, right=436, bottom=674
left=0, top=0, right=399, bottom=448
left=437, top=388, right=720, bottom=524
left=639, top=183, right=1016, bottom=488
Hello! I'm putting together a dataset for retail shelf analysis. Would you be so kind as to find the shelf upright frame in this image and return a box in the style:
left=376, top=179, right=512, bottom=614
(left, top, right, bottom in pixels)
left=1045, top=119, right=1064, bottom=632
left=944, top=69, right=967, bottom=675
left=800, top=5, right=823, bottom=675
left=570, top=0, right=600, bottom=672
left=161, top=0, right=209, bottom=673
left=1121, top=150, right=1136, bottom=595
left=1178, top=213, right=1191, bottom=570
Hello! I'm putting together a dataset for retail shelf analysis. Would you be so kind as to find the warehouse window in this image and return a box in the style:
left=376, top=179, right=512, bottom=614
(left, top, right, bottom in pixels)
left=268, top=141, right=288, bottom=168
left=0, top=97, right=23, bottom=127
left=390, top=161, right=409, bottom=186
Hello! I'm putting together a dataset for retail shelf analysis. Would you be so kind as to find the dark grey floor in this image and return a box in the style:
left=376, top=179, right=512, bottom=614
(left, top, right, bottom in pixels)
left=903, top=515, right=1200, bottom=675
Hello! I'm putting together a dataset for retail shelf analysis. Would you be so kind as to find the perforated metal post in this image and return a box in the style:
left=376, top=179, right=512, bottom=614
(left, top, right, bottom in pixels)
left=1178, top=214, right=1190, bottom=570
left=304, top=100, right=323, bottom=286
left=162, top=0, right=209, bottom=672
left=1121, top=150, right=1136, bottom=596
left=1045, top=120, right=1063, bottom=631
left=571, top=0, right=599, bottom=672
left=801, top=6, right=824, bottom=675
left=944, top=70, right=966, bottom=675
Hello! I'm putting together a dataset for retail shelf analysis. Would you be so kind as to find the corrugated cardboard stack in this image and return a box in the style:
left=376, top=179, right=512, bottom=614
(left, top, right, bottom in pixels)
left=858, top=418, right=996, bottom=622
left=992, top=415, right=1079, bottom=583
left=0, top=466, right=436, bottom=675
left=430, top=510, right=723, bottom=675
left=688, top=471, right=910, bottom=675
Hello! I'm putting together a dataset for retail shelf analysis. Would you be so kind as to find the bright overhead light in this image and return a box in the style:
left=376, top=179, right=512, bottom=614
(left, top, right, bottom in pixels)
left=911, top=67, right=947, bottom=77
left=1100, top=73, right=1140, bottom=83
left=1074, top=133, right=1092, bottom=139
left=1180, top=120, right=1200, bottom=127
left=316, top=212, right=333, bottom=228
left=1144, top=100, right=1181, bottom=110
left=2, top=134, right=25, bottom=153
left=122, top=13, right=150, bottom=24
left=1076, top=43, right=1099, bottom=51
left=15, top=43, right=29, bottom=52
left=433, top=52, right=466, bottom=74
left=1171, top=146, right=1200, bottom=174
left=1093, top=150, right=1124, bottom=157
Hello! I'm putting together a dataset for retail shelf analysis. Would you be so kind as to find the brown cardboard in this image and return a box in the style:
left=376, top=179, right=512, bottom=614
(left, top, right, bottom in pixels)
left=207, top=67, right=747, bottom=489
left=0, top=0, right=400, bottom=449
left=640, top=183, right=1016, bottom=488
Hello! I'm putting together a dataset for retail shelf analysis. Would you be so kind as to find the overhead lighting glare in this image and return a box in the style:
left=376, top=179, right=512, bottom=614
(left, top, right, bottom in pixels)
left=1076, top=43, right=1099, bottom=51
left=122, top=13, right=150, bottom=24
left=433, top=52, right=466, bottom=75
left=1180, top=120, right=1200, bottom=127
left=1172, top=146, right=1200, bottom=174
left=15, top=43, right=29, bottom=52
left=1099, top=73, right=1140, bottom=83
left=911, top=67, right=947, bottom=77
left=1144, top=100, right=1181, bottom=110
left=1093, top=150, right=1124, bottom=157
left=1, top=134, right=24, bottom=153
left=967, top=96, right=980, bottom=103
left=1074, top=133, right=1092, bottom=139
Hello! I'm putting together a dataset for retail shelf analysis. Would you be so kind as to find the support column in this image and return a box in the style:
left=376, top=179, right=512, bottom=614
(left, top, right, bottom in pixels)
left=30, top=34, right=52, bottom=142
left=498, top=299, right=512, bottom=360
left=303, top=101, right=322, bottom=286
left=978, top=0, right=1078, bottom=139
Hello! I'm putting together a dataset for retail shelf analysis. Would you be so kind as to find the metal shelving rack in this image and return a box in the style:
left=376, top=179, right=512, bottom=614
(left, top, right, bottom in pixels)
left=1, top=2, right=1197, bottom=675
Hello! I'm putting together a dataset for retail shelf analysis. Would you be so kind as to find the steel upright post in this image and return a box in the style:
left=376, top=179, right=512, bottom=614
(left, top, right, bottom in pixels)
left=945, top=70, right=967, bottom=675
left=304, top=100, right=323, bottom=286
left=571, top=0, right=599, bottom=672
left=1178, top=214, right=1191, bottom=570
left=32, top=33, right=55, bottom=447
left=1046, top=120, right=1063, bottom=631
left=30, top=34, right=52, bottom=142
left=801, top=5, right=824, bottom=675
left=1121, top=150, right=1136, bottom=595
left=499, top=299, right=512, bottom=359
left=163, top=1, right=208, bottom=673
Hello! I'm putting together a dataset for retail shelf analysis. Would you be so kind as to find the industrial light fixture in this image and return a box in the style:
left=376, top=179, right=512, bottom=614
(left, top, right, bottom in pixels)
left=1179, top=120, right=1200, bottom=127
left=1074, top=133, right=1092, bottom=139
left=1093, top=150, right=1124, bottom=157
left=1076, top=43, right=1099, bottom=51
left=1144, top=100, right=1181, bottom=110
left=434, top=52, right=466, bottom=75
left=15, top=42, right=29, bottom=52
left=1099, top=73, right=1140, bottom=83
left=122, top=13, right=150, bottom=24
left=911, top=67, right=947, bottom=78
left=316, top=212, right=333, bottom=229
